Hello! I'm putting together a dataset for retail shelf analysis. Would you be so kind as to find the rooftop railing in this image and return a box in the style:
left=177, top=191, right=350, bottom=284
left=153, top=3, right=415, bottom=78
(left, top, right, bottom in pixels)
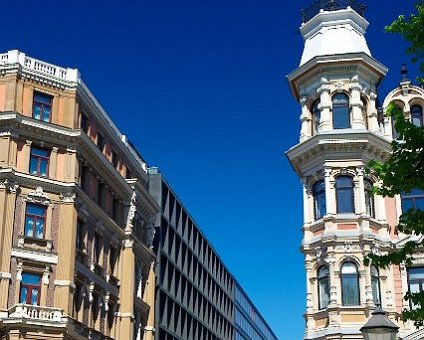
left=301, top=0, right=367, bottom=23
left=0, top=50, right=79, bottom=82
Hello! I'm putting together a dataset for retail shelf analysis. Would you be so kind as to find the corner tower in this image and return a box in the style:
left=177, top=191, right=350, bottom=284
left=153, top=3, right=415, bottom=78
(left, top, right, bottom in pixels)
left=286, top=1, right=399, bottom=339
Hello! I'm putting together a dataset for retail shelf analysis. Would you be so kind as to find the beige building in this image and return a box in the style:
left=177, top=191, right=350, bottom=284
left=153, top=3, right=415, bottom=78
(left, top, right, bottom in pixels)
left=287, top=1, right=424, bottom=340
left=0, top=50, right=158, bottom=339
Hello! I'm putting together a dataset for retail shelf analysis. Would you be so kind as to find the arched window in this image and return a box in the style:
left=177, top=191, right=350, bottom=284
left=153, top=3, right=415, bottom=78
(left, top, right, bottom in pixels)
left=411, top=105, right=423, bottom=127
left=311, top=99, right=321, bottom=133
left=341, top=262, right=360, bottom=306
left=371, top=265, right=381, bottom=305
left=333, top=93, right=350, bottom=129
left=313, top=180, right=326, bottom=220
left=364, top=179, right=375, bottom=218
left=401, top=188, right=424, bottom=213
left=336, top=176, right=354, bottom=214
left=318, top=266, right=330, bottom=309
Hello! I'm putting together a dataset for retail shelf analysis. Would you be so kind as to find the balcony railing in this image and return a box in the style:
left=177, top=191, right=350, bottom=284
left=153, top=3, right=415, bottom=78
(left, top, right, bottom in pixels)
left=301, top=0, right=367, bottom=23
left=8, top=304, right=63, bottom=322
left=0, top=50, right=79, bottom=82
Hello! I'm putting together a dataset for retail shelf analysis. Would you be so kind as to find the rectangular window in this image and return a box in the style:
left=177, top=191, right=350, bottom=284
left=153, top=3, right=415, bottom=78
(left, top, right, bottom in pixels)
left=30, top=147, right=49, bottom=177
left=97, top=133, right=104, bottom=152
left=25, top=203, right=46, bottom=239
left=20, top=273, right=41, bottom=305
left=32, top=92, right=53, bottom=122
left=408, top=267, right=424, bottom=309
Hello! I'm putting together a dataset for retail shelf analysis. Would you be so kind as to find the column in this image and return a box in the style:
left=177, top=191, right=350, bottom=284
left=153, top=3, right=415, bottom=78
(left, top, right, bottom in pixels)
left=299, top=95, right=311, bottom=142
left=356, top=166, right=366, bottom=215
left=317, top=79, right=332, bottom=131
left=65, top=147, right=78, bottom=182
left=368, top=92, right=379, bottom=132
left=324, top=167, right=335, bottom=215
left=143, top=262, right=156, bottom=340
left=23, top=140, right=32, bottom=172
left=349, top=76, right=365, bottom=129
left=118, top=237, right=135, bottom=340
left=0, top=180, right=19, bottom=309
left=49, top=147, right=58, bottom=179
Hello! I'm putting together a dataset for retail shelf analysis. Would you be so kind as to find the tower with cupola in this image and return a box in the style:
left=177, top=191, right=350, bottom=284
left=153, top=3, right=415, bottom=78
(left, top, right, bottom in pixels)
left=286, top=1, right=402, bottom=339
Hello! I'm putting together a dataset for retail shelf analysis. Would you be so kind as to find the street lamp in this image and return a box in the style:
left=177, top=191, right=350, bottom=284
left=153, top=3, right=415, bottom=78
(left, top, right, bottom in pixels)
left=360, top=305, right=399, bottom=340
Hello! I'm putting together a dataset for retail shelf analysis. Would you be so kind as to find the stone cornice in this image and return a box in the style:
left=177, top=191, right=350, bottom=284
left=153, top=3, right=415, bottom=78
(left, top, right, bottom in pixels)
left=286, top=130, right=392, bottom=177
left=0, top=50, right=149, bottom=183
left=0, top=168, right=75, bottom=197
left=287, top=52, right=388, bottom=100
left=127, top=178, right=160, bottom=217
left=0, top=50, right=79, bottom=90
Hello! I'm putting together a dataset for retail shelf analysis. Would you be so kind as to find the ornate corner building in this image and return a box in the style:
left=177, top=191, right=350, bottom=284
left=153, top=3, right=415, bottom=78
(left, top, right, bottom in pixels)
left=286, top=1, right=424, bottom=339
left=0, top=50, right=279, bottom=339
left=0, top=50, right=158, bottom=339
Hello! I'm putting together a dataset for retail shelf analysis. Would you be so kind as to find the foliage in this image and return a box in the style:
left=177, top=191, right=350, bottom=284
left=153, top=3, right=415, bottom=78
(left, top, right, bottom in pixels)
left=365, top=2, right=424, bottom=326
left=384, top=1, right=424, bottom=83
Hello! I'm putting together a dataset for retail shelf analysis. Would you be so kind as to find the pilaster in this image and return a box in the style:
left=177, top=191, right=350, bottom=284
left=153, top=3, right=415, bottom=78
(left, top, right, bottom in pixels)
left=118, top=237, right=135, bottom=340
left=0, top=180, right=19, bottom=309
left=54, top=195, right=77, bottom=314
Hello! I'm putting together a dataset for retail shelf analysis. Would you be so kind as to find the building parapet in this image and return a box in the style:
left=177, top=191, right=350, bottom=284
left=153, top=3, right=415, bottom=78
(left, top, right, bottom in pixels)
left=0, top=50, right=79, bottom=83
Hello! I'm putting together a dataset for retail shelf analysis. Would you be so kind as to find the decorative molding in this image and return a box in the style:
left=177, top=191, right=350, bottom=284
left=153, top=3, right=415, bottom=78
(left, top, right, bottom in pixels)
left=60, top=191, right=76, bottom=203
left=11, top=248, right=58, bottom=265
left=27, top=186, right=50, bottom=205
left=0, top=179, right=19, bottom=193
left=54, top=280, right=76, bottom=290
left=123, top=238, right=134, bottom=249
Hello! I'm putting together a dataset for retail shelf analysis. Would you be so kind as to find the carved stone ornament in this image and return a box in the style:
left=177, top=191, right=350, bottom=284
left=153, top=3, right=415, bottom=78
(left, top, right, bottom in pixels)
left=324, top=255, right=336, bottom=265
left=314, top=246, right=322, bottom=259
left=27, top=187, right=50, bottom=205
left=126, top=192, right=137, bottom=229
left=306, top=292, right=313, bottom=308
left=146, top=223, right=155, bottom=248
left=42, top=269, right=50, bottom=285
left=371, top=244, right=380, bottom=256
left=124, top=237, right=134, bottom=249
left=16, top=262, right=23, bottom=282
left=0, top=179, right=19, bottom=193
left=60, top=191, right=76, bottom=203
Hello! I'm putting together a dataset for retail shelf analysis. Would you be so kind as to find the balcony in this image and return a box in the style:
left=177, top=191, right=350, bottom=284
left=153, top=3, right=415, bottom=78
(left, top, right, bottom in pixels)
left=5, top=304, right=66, bottom=327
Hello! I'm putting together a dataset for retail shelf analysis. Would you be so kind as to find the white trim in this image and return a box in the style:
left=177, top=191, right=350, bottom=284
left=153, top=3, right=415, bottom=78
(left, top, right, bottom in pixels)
left=11, top=248, right=58, bottom=265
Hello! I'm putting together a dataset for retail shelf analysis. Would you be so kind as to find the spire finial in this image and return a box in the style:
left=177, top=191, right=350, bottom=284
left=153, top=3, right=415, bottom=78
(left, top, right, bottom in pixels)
left=401, top=63, right=408, bottom=81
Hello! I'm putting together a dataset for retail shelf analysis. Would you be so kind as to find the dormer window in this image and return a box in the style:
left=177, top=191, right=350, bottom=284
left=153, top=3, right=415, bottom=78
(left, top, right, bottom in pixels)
left=332, top=93, right=350, bottom=129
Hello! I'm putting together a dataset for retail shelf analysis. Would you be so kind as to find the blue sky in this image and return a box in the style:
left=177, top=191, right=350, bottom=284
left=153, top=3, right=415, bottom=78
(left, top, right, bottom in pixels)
left=4, top=1, right=420, bottom=338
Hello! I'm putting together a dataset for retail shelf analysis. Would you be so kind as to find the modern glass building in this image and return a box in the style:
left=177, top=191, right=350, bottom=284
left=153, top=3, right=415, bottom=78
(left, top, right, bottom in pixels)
left=148, top=168, right=278, bottom=340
